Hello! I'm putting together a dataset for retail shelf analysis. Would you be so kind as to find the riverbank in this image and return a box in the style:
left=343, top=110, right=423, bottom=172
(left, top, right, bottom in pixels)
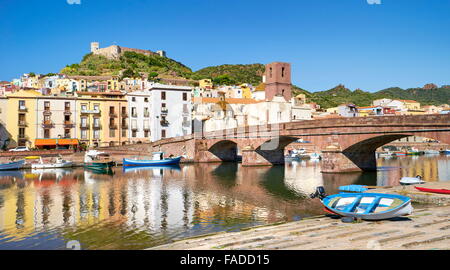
left=149, top=182, right=450, bottom=250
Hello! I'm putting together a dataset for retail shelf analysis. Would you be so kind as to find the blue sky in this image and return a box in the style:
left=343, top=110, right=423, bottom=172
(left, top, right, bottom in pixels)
left=0, top=0, right=449, bottom=92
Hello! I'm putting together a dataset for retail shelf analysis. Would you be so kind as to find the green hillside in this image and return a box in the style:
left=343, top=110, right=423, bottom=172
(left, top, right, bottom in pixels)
left=192, top=64, right=265, bottom=85
left=59, top=51, right=450, bottom=108
left=61, top=51, right=192, bottom=79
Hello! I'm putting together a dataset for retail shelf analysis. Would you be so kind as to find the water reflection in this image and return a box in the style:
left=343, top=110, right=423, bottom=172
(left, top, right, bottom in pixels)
left=0, top=155, right=448, bottom=249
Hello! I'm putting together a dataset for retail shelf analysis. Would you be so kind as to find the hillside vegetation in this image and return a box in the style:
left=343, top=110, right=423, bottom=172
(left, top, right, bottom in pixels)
left=59, top=51, right=450, bottom=108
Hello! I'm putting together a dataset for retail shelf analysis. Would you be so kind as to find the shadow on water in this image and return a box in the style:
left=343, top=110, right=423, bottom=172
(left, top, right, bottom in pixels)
left=259, top=165, right=307, bottom=201
left=211, top=163, right=238, bottom=187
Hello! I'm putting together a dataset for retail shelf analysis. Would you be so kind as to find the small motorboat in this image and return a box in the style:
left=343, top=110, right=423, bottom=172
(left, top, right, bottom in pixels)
left=415, top=186, right=450, bottom=195
left=400, top=175, right=425, bottom=185
left=442, top=149, right=450, bottom=155
left=424, top=150, right=440, bottom=155
left=321, top=192, right=413, bottom=220
left=123, top=152, right=182, bottom=166
left=0, top=159, right=25, bottom=171
left=31, top=156, right=73, bottom=169
left=84, top=150, right=115, bottom=170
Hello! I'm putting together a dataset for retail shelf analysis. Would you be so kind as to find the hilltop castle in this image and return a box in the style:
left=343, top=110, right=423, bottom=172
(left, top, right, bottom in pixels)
left=90, top=42, right=166, bottom=59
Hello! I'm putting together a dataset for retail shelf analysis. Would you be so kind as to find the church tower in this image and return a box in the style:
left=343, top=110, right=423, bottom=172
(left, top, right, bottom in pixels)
left=90, top=42, right=99, bottom=53
left=264, top=62, right=292, bottom=101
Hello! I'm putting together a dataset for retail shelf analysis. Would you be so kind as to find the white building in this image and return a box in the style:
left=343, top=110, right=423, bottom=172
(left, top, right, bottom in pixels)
left=147, top=83, right=192, bottom=141
left=127, top=90, right=152, bottom=143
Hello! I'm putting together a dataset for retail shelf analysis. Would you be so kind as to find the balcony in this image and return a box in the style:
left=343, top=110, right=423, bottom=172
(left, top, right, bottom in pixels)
left=81, top=109, right=101, bottom=114
left=92, top=123, right=102, bottom=129
left=121, top=123, right=128, bottom=129
left=131, top=126, right=138, bottom=131
left=109, top=123, right=118, bottom=129
left=109, top=112, right=118, bottom=118
left=18, top=106, right=28, bottom=112
left=43, top=109, right=52, bottom=116
left=143, top=126, right=150, bottom=131
left=18, top=120, right=27, bottom=127
left=64, top=121, right=75, bottom=128
left=161, top=107, right=168, bottom=115
left=64, top=110, right=72, bottom=116
left=143, top=112, right=150, bottom=118
left=160, top=119, right=169, bottom=126
left=121, top=112, right=128, bottom=118
left=17, top=135, right=29, bottom=141
left=131, top=113, right=137, bottom=118
left=42, top=120, right=54, bottom=128
left=80, top=123, right=89, bottom=129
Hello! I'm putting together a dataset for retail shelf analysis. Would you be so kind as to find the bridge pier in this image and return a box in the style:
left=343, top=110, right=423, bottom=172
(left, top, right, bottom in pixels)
left=321, top=146, right=377, bottom=173
left=241, top=146, right=285, bottom=166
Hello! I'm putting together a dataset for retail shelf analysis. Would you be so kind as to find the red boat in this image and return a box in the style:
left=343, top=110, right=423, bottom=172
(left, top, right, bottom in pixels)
left=415, top=186, right=450, bottom=195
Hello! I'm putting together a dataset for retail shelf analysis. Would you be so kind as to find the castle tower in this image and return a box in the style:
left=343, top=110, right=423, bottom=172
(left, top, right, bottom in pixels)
left=264, top=62, right=292, bottom=101
left=91, top=42, right=99, bottom=53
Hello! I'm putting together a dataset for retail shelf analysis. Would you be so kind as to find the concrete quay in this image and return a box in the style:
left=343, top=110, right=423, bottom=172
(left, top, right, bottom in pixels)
left=149, top=183, right=450, bottom=250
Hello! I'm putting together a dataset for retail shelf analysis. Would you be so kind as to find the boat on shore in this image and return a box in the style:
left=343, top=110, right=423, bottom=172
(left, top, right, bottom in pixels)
left=123, top=152, right=182, bottom=166
left=31, top=156, right=73, bottom=169
left=400, top=175, right=425, bottom=185
left=415, top=186, right=450, bottom=195
left=321, top=192, right=413, bottom=220
left=84, top=150, right=115, bottom=170
left=0, top=160, right=25, bottom=171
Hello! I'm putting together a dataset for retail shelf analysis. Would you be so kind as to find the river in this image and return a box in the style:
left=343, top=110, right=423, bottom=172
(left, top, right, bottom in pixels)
left=0, top=154, right=449, bottom=249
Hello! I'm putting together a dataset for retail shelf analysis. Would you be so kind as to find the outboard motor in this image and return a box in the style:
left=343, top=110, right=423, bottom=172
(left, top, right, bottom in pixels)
left=310, top=186, right=327, bottom=200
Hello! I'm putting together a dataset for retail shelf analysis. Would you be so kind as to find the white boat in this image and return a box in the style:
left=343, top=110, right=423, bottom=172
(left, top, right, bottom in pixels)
left=308, top=152, right=321, bottom=160
left=31, top=156, right=73, bottom=169
left=378, top=151, right=393, bottom=158
left=424, top=150, right=440, bottom=155
left=400, top=175, right=426, bottom=185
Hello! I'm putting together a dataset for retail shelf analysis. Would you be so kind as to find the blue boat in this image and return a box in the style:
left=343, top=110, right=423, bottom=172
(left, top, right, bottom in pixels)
left=322, top=192, right=413, bottom=220
left=442, top=149, right=450, bottom=155
left=0, top=160, right=25, bottom=171
left=123, top=152, right=182, bottom=167
left=339, top=185, right=369, bottom=193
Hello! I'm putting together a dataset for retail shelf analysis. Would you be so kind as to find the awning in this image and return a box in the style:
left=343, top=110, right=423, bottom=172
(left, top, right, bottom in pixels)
left=58, top=139, right=79, bottom=145
left=35, top=139, right=57, bottom=146
left=35, top=138, right=79, bottom=146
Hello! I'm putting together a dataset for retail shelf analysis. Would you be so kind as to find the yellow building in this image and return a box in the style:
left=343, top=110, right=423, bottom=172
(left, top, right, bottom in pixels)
left=325, top=107, right=339, bottom=114
left=4, top=90, right=42, bottom=148
left=240, top=84, right=253, bottom=99
left=199, top=79, right=213, bottom=89
left=76, top=91, right=128, bottom=147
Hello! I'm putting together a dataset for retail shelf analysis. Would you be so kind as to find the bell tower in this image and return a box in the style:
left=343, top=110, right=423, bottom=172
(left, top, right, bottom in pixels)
left=264, top=62, right=292, bottom=101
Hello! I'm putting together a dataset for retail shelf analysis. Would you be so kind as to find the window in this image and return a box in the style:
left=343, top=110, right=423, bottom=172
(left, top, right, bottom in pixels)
left=161, top=129, right=166, bottom=138
left=132, top=97, right=136, bottom=102
left=81, top=117, right=88, bottom=127
left=109, top=129, right=116, bottom=137
left=131, top=107, right=137, bottom=117
left=64, top=129, right=71, bottom=138
left=94, top=130, right=100, bottom=139
left=19, top=128, right=25, bottom=137
left=93, top=104, right=99, bottom=111
left=81, top=104, right=87, bottom=111
left=282, top=67, right=285, bottom=77
left=183, top=92, right=187, bottom=101
left=270, top=67, right=272, bottom=78
left=144, top=97, right=149, bottom=102
left=93, top=118, right=100, bottom=127
left=19, top=100, right=26, bottom=110
left=81, top=130, right=87, bottom=139
left=122, top=130, right=126, bottom=137
left=132, top=130, right=137, bottom=138
left=44, top=101, right=50, bottom=110
left=65, top=102, right=70, bottom=110
left=144, top=131, right=149, bottom=137
left=161, top=91, right=166, bottom=100
left=44, top=129, right=50, bottom=139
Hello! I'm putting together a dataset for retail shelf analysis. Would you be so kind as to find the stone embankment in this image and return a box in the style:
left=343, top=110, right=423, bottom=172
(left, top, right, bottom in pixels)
left=149, top=182, right=450, bottom=250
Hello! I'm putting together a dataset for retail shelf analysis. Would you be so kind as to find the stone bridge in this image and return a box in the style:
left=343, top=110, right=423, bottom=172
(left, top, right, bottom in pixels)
left=149, top=115, right=450, bottom=173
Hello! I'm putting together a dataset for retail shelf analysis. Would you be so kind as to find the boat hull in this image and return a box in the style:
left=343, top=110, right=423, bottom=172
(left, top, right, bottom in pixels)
left=415, top=186, right=450, bottom=194
left=322, top=193, right=413, bottom=220
left=123, top=156, right=182, bottom=166
left=0, top=160, right=25, bottom=171
left=32, top=161, right=73, bottom=169
left=84, top=161, right=115, bottom=169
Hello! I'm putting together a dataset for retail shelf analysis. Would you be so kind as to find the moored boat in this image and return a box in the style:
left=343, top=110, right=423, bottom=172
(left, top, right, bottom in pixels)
left=424, top=150, right=440, bottom=155
left=321, top=192, right=413, bottom=220
left=31, top=156, right=73, bottom=169
left=0, top=160, right=25, bottom=171
left=442, top=149, right=450, bottom=155
left=123, top=152, right=182, bottom=166
left=84, top=150, right=115, bottom=170
left=415, top=186, right=450, bottom=195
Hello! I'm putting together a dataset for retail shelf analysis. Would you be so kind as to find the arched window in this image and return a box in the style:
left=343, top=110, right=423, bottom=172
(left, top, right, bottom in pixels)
left=282, top=67, right=285, bottom=77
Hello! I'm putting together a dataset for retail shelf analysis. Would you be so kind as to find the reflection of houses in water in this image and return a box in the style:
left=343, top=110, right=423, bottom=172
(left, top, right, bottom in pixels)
left=438, top=158, right=450, bottom=181
left=284, top=161, right=323, bottom=195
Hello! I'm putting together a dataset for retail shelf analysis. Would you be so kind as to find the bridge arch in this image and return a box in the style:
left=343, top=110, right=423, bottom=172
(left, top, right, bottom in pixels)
left=208, top=140, right=239, bottom=162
